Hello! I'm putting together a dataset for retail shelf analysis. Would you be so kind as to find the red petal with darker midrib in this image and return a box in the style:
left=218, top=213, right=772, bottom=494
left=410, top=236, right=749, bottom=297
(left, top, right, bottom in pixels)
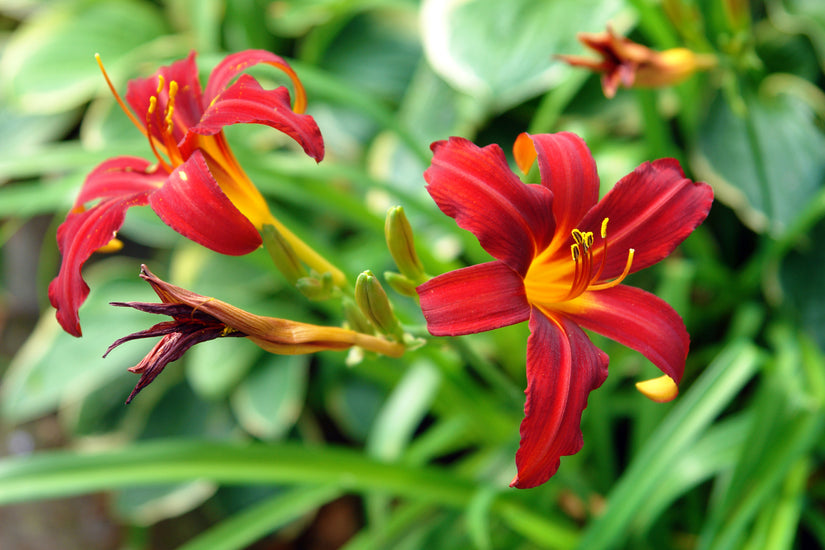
left=188, top=75, right=324, bottom=162
left=49, top=193, right=152, bottom=337
left=578, top=158, right=713, bottom=281
left=148, top=150, right=262, bottom=256
left=125, top=51, right=205, bottom=145
left=511, top=309, right=608, bottom=489
left=528, top=132, right=601, bottom=240
left=49, top=157, right=164, bottom=336
left=564, top=285, right=689, bottom=385
left=425, top=137, right=555, bottom=276
left=417, top=261, right=530, bottom=336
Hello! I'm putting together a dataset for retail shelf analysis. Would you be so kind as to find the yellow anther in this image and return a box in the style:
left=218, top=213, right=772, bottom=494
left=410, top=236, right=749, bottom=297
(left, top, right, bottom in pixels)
left=572, top=229, right=585, bottom=247
left=221, top=326, right=238, bottom=337
left=571, top=243, right=580, bottom=261
left=156, top=74, right=165, bottom=94
left=601, top=218, right=609, bottom=239
left=165, top=80, right=178, bottom=134
left=584, top=232, right=594, bottom=249
left=148, top=95, right=157, bottom=115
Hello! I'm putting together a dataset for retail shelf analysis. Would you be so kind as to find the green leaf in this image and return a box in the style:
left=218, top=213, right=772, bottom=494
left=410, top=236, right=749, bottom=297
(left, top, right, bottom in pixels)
left=179, top=485, right=341, bottom=550
left=231, top=355, right=309, bottom=440
left=186, top=335, right=262, bottom=400
left=0, top=440, right=578, bottom=548
left=0, top=0, right=168, bottom=113
left=695, top=89, right=825, bottom=236
left=576, top=340, right=764, bottom=549
left=420, top=0, right=625, bottom=112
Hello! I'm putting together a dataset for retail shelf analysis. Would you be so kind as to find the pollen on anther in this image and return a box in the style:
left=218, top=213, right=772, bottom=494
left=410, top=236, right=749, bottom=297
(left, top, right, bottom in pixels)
left=601, top=218, right=609, bottom=239
left=156, top=74, right=165, bottom=94
left=571, top=243, right=580, bottom=261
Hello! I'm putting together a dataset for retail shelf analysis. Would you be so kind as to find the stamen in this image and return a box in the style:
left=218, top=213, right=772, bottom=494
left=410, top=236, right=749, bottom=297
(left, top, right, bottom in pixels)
left=165, top=80, right=178, bottom=135
left=571, top=243, right=580, bottom=261
left=156, top=74, right=165, bottom=94
left=601, top=218, right=609, bottom=238
left=144, top=97, right=172, bottom=173
left=589, top=248, right=635, bottom=290
left=95, top=54, right=146, bottom=137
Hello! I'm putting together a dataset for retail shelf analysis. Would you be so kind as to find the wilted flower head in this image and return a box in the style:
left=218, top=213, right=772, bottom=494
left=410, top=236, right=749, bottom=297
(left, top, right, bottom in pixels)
left=107, top=266, right=404, bottom=403
left=557, top=26, right=716, bottom=98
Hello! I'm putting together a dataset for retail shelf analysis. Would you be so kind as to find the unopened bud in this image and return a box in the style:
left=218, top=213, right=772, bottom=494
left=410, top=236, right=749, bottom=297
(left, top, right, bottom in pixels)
left=355, top=270, right=402, bottom=339
left=261, top=224, right=307, bottom=285
left=385, top=206, right=425, bottom=283
left=384, top=271, right=418, bottom=297
left=296, top=272, right=334, bottom=301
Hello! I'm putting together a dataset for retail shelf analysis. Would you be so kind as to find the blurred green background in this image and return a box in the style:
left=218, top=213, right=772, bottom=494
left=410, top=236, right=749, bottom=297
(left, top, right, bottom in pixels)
left=1, top=0, right=824, bottom=548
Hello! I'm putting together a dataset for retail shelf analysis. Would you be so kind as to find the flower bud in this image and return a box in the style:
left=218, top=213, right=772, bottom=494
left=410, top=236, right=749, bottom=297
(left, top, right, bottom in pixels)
left=261, top=224, right=308, bottom=285
left=385, top=206, right=426, bottom=283
left=384, top=271, right=418, bottom=297
left=355, top=270, right=403, bottom=339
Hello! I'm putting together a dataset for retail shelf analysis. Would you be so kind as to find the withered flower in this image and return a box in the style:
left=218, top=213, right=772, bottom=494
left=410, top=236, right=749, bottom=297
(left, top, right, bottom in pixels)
left=106, top=266, right=404, bottom=403
left=557, top=26, right=716, bottom=98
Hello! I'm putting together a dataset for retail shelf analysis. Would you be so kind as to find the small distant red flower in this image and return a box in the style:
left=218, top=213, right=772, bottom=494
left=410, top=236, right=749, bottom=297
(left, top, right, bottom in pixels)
left=557, top=26, right=716, bottom=98
left=417, top=132, right=713, bottom=488
left=49, top=50, right=325, bottom=337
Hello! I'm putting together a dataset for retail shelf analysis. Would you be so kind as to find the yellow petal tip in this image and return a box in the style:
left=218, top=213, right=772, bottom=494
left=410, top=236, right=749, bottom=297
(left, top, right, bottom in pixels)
left=635, top=375, right=678, bottom=403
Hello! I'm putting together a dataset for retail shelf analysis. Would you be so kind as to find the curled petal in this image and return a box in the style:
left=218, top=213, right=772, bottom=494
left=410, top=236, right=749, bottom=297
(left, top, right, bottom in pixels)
left=527, top=132, right=601, bottom=241
left=564, top=285, right=689, bottom=384
left=148, top=150, right=262, bottom=255
left=417, top=261, right=530, bottom=336
left=425, top=137, right=555, bottom=275
left=580, top=158, right=713, bottom=281
left=512, top=309, right=608, bottom=489
left=189, top=75, right=324, bottom=162
left=48, top=193, right=152, bottom=336
left=75, top=156, right=164, bottom=206
left=125, top=51, right=205, bottom=144
left=204, top=49, right=305, bottom=112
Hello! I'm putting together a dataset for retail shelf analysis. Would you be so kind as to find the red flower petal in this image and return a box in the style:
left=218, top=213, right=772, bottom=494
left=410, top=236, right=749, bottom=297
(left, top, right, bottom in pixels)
left=417, top=261, right=530, bottom=336
left=188, top=74, right=324, bottom=162
left=75, top=156, right=163, bottom=205
left=126, top=51, right=205, bottom=145
left=564, top=285, right=689, bottom=384
left=511, top=309, right=608, bottom=488
left=204, top=49, right=297, bottom=106
left=579, top=158, right=713, bottom=281
left=148, top=150, right=262, bottom=255
left=425, top=137, right=555, bottom=275
left=49, top=192, right=153, bottom=337
left=529, top=132, right=600, bottom=241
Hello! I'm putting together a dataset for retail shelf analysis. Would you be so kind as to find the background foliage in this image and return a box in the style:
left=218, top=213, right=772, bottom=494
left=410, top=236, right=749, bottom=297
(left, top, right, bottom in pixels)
left=1, top=0, right=824, bottom=548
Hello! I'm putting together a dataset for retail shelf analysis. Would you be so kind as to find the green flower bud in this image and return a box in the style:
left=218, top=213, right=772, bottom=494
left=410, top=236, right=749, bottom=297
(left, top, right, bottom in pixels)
left=355, top=270, right=403, bottom=339
left=385, top=206, right=425, bottom=283
left=261, top=224, right=308, bottom=285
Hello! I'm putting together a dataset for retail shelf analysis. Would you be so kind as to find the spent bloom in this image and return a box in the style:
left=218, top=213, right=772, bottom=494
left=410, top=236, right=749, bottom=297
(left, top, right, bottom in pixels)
left=557, top=26, right=716, bottom=98
left=50, top=50, right=330, bottom=337
left=107, top=266, right=404, bottom=403
left=417, top=132, right=713, bottom=488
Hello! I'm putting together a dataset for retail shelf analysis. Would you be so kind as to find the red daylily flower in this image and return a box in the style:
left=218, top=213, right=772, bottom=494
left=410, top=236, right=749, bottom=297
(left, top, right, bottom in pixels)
left=557, top=26, right=716, bottom=98
left=107, top=266, right=405, bottom=403
left=49, top=50, right=325, bottom=337
left=417, top=132, right=713, bottom=488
